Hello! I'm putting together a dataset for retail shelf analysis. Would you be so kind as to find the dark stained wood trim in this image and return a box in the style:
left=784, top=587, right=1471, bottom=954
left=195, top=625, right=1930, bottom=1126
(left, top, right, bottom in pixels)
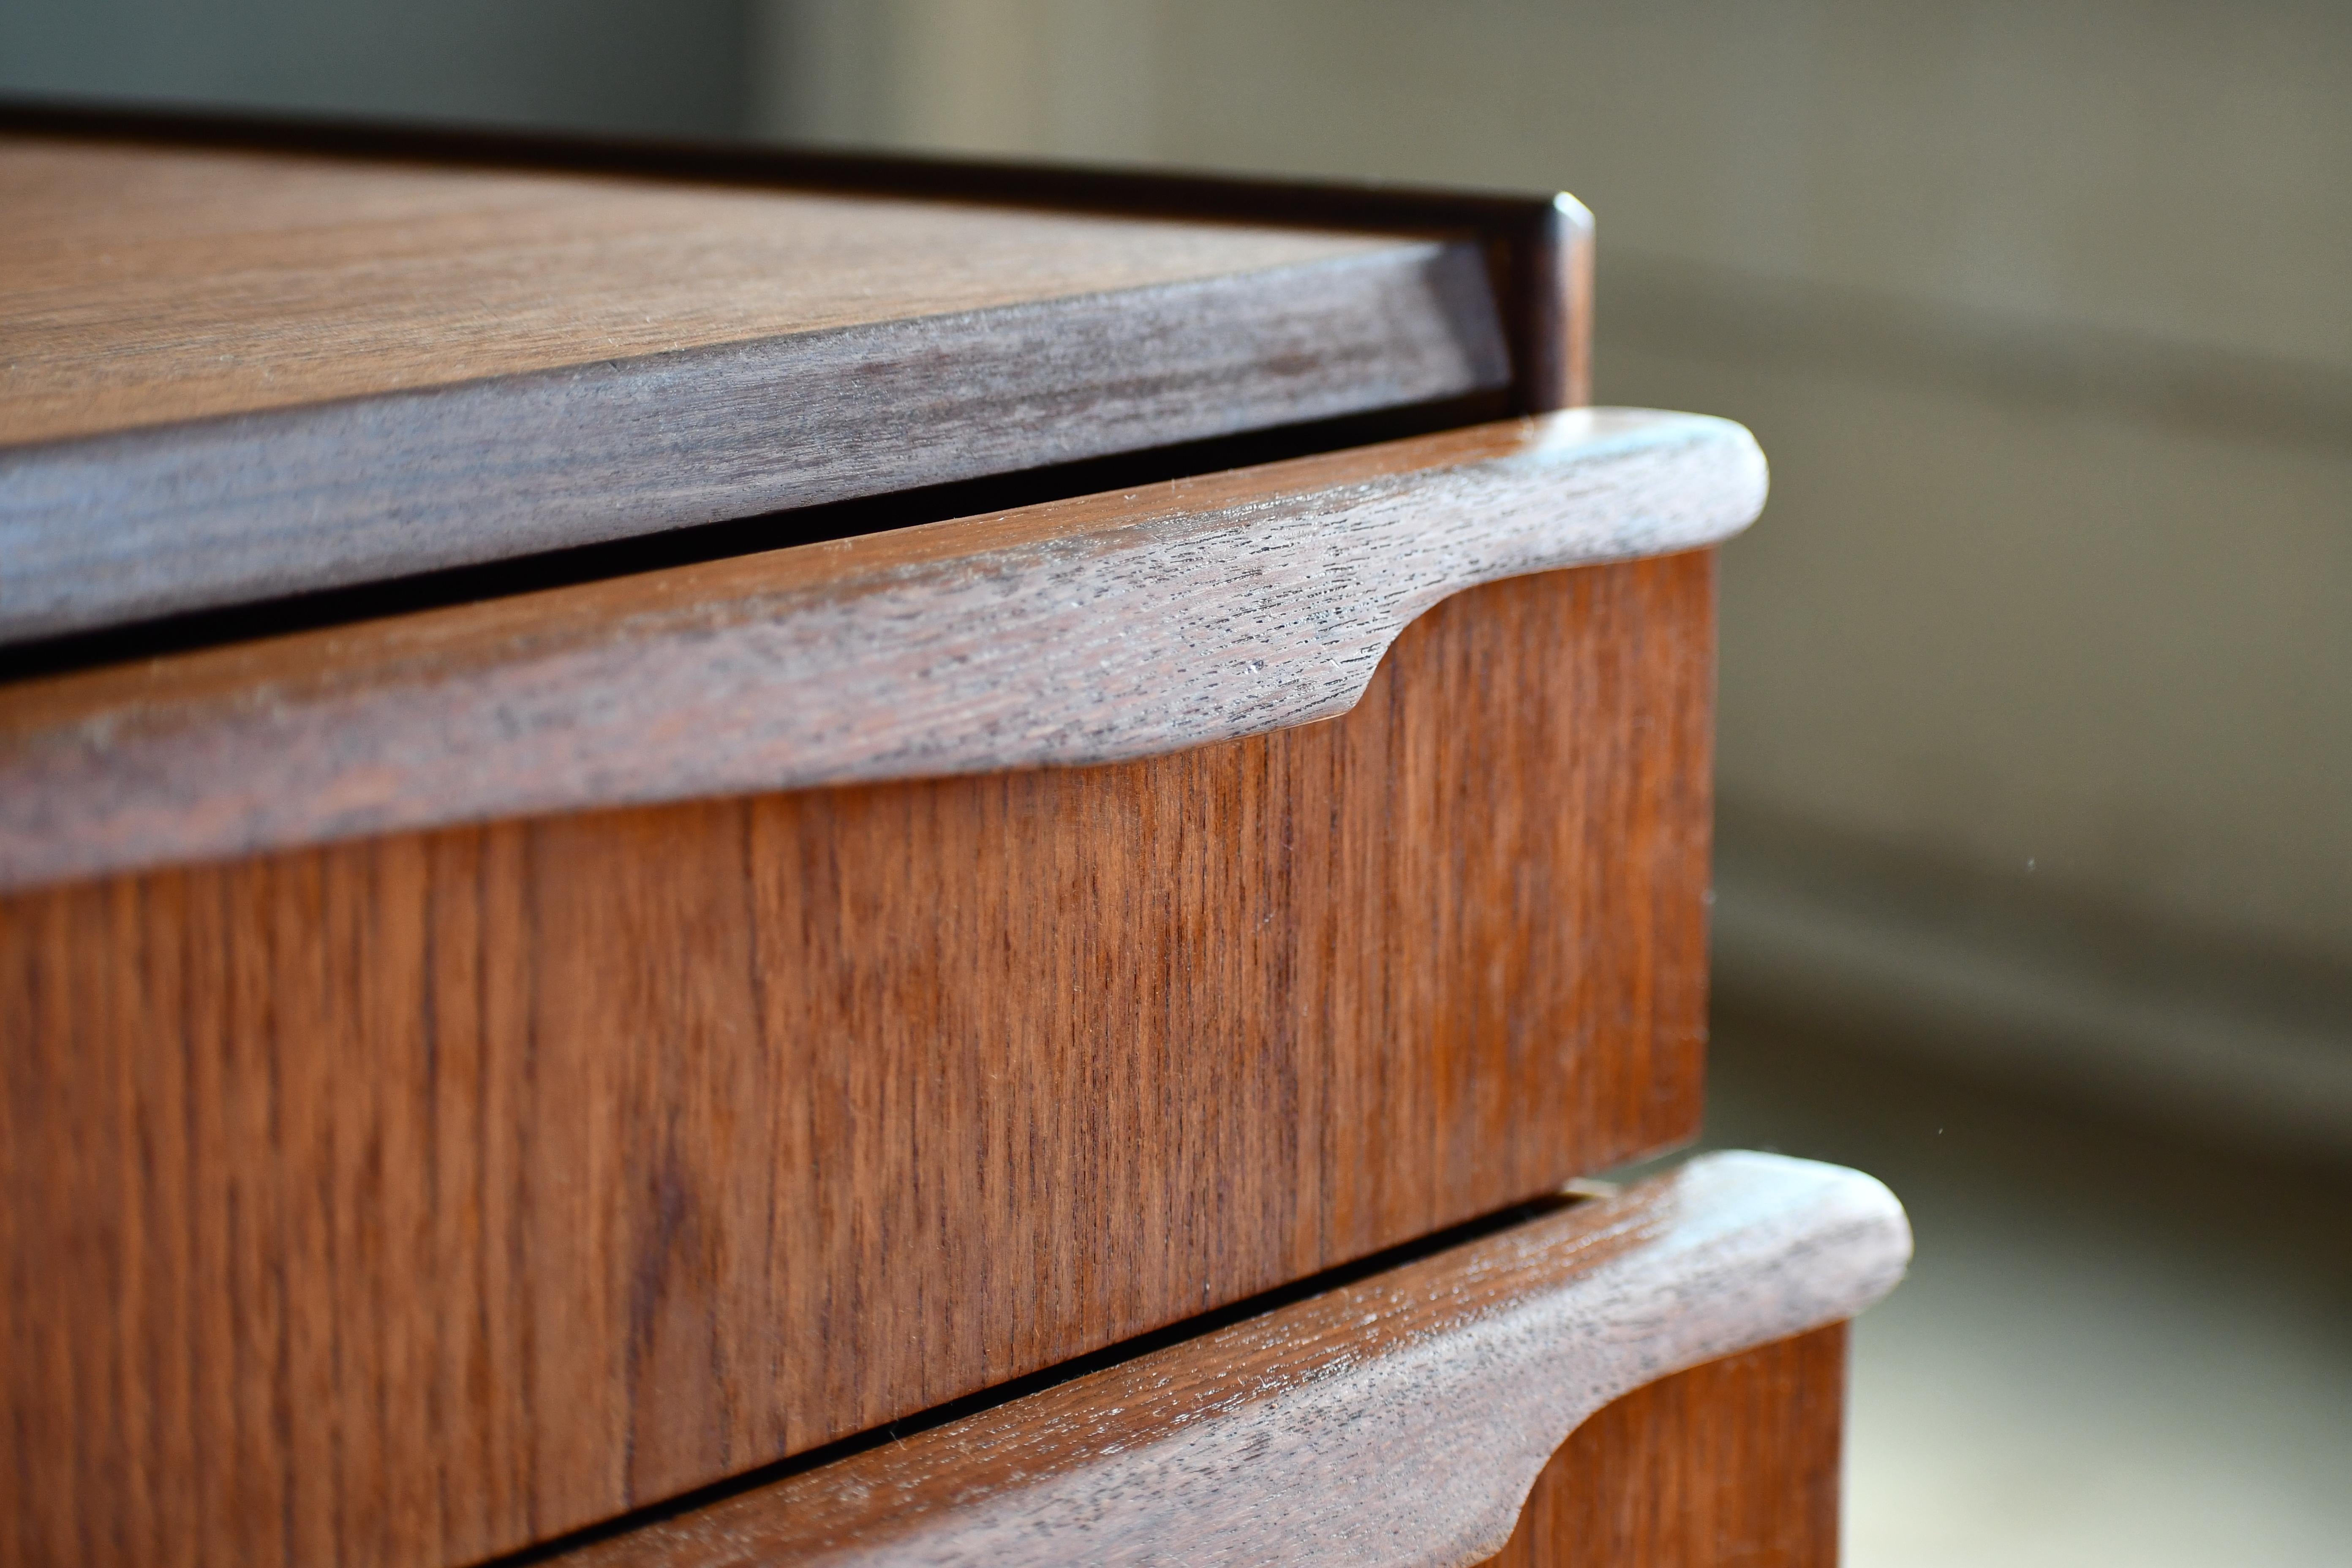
left=1527, top=193, right=1595, bottom=412
left=1481, top=1324, right=1847, bottom=1568
left=0, top=408, right=1764, bottom=892
left=528, top=1155, right=1906, bottom=1568
left=0, top=97, right=1592, bottom=416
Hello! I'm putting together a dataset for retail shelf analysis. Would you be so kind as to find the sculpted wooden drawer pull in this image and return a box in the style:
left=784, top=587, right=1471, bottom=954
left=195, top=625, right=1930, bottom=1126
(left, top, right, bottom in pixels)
left=550, top=1151, right=1909, bottom=1568
left=0, top=407, right=1761, bottom=891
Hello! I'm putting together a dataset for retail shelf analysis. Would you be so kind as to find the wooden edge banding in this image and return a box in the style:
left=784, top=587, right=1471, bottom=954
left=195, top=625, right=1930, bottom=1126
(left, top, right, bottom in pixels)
left=542, top=1152, right=1909, bottom=1568
left=0, top=408, right=1764, bottom=890
left=0, top=242, right=1508, bottom=644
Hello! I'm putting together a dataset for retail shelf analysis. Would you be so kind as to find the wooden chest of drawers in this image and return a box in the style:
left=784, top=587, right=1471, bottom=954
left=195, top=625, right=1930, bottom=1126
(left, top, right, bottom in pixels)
left=0, top=104, right=1906, bottom=1568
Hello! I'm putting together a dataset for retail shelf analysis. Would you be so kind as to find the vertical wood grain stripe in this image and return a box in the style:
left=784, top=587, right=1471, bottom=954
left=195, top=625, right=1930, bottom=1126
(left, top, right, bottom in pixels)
left=543, top=1154, right=1906, bottom=1568
left=0, top=408, right=1762, bottom=891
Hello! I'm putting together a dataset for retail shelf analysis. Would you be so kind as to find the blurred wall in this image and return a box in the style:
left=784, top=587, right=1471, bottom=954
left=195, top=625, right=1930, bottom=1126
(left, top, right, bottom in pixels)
left=0, top=0, right=751, bottom=136
left=757, top=0, right=2352, bottom=1149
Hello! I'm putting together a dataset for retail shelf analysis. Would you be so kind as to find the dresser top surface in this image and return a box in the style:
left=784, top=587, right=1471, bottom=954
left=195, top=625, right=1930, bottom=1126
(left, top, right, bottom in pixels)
left=1, top=123, right=1544, bottom=646
left=1, top=134, right=1413, bottom=446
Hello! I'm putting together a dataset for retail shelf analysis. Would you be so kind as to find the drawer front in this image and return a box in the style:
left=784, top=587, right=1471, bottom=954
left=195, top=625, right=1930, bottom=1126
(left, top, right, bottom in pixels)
left=2, top=406, right=1769, bottom=1567
left=3, top=555, right=1711, bottom=1568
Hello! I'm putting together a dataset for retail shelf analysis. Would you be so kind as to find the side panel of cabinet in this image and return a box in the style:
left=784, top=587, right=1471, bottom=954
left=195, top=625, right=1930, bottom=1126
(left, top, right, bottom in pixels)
left=1483, top=1325, right=1847, bottom=1568
left=0, top=552, right=1715, bottom=1568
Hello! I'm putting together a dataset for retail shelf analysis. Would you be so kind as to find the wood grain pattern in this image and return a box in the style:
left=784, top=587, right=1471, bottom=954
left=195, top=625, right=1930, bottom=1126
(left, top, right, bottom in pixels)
left=2, top=555, right=1717, bottom=1568
left=0, top=409, right=1763, bottom=892
left=535, top=1156, right=1904, bottom=1567
left=0, top=136, right=1508, bottom=642
left=0, top=100, right=1591, bottom=415
left=1480, top=1325, right=1846, bottom=1568
left=0, top=137, right=1421, bottom=441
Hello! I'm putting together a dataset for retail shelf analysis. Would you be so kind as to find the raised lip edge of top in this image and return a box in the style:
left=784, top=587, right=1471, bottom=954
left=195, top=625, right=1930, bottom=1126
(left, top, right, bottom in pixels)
left=0, top=98, right=1591, bottom=642
left=538, top=1151, right=1911, bottom=1568
left=0, top=407, right=1765, bottom=894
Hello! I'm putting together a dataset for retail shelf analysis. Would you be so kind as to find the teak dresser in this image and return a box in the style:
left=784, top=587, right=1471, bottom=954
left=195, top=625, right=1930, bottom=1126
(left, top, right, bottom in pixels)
left=0, top=106, right=1909, bottom=1568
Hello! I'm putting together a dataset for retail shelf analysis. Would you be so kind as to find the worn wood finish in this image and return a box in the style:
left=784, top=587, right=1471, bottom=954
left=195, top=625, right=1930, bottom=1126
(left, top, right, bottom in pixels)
left=0, top=409, right=1762, bottom=893
left=1, top=554, right=1717, bottom=1568
left=0, top=136, right=1512, bottom=644
left=1482, top=1325, right=1847, bottom=1568
left=535, top=1157, right=1903, bottom=1567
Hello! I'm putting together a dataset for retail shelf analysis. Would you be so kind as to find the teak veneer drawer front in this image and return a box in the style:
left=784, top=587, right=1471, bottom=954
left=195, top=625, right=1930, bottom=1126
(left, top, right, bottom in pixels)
left=3, top=550, right=1718, bottom=1568
left=0, top=413, right=1765, bottom=1568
